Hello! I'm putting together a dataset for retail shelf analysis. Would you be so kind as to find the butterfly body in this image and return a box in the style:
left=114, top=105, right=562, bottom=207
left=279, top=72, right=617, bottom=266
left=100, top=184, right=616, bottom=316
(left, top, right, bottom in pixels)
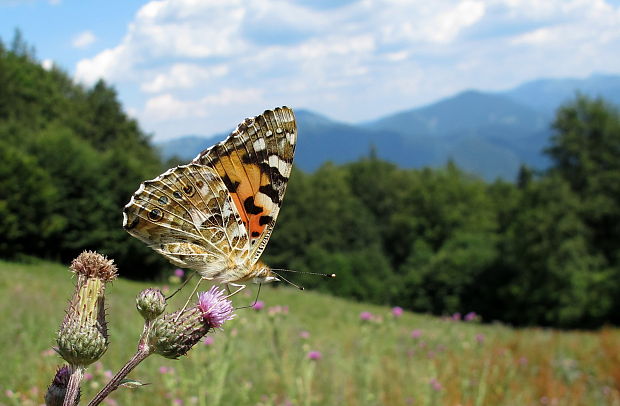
left=122, top=107, right=296, bottom=285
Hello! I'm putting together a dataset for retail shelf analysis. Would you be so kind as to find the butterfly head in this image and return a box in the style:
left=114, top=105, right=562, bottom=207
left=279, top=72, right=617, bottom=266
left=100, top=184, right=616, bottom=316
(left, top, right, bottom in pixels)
left=251, top=261, right=279, bottom=284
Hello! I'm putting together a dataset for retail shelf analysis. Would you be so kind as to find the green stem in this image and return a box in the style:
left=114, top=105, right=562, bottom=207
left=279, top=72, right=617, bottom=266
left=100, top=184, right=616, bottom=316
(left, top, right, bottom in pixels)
left=62, top=366, right=84, bottom=406
left=87, top=348, right=151, bottom=406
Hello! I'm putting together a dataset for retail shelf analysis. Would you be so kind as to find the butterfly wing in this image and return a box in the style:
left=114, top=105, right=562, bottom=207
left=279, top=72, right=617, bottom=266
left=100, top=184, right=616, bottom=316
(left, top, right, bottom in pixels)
left=122, top=163, right=251, bottom=278
left=193, top=106, right=297, bottom=264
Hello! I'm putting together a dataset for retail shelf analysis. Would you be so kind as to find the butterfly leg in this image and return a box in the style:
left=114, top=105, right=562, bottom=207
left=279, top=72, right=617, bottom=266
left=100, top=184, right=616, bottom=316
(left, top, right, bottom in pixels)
left=165, top=270, right=196, bottom=300
left=235, top=283, right=262, bottom=310
left=174, top=277, right=204, bottom=321
left=224, top=283, right=246, bottom=299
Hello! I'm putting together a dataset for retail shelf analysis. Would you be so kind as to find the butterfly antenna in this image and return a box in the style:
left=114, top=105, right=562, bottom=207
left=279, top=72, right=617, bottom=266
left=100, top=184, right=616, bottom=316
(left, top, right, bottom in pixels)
left=271, top=269, right=336, bottom=279
left=272, top=271, right=305, bottom=290
left=166, top=270, right=196, bottom=300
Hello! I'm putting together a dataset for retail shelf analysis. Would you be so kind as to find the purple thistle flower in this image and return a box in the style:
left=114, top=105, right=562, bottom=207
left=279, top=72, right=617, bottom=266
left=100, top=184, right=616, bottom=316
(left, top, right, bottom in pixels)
left=299, top=330, right=310, bottom=339
left=307, top=351, right=322, bottom=360
left=464, top=311, right=477, bottom=321
left=430, top=378, right=442, bottom=391
left=252, top=300, right=265, bottom=311
left=174, top=269, right=185, bottom=278
left=392, top=306, right=404, bottom=317
left=411, top=329, right=422, bottom=339
left=360, top=311, right=373, bottom=321
left=451, top=312, right=461, bottom=321
left=197, top=286, right=235, bottom=328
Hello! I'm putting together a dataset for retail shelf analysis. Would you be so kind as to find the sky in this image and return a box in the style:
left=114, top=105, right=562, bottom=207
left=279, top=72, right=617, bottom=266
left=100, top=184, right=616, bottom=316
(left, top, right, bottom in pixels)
left=2, top=0, right=620, bottom=141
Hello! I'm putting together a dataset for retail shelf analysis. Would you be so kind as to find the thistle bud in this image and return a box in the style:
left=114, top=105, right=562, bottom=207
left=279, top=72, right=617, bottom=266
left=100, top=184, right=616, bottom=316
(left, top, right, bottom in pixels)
left=136, top=288, right=167, bottom=321
left=44, top=365, right=80, bottom=406
left=147, top=286, right=234, bottom=359
left=57, top=251, right=117, bottom=367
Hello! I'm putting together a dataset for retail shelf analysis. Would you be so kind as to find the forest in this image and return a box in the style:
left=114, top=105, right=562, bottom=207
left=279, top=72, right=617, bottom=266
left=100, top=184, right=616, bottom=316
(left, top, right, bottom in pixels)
left=1, top=34, right=619, bottom=328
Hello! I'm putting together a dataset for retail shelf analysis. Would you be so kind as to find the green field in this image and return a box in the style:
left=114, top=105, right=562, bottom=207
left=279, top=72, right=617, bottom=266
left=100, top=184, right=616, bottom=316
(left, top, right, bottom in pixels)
left=1, top=260, right=619, bottom=406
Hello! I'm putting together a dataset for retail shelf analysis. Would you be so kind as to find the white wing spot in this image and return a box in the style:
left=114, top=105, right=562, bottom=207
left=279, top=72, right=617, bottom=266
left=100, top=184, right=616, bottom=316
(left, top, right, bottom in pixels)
left=253, top=138, right=266, bottom=152
left=268, top=154, right=286, bottom=169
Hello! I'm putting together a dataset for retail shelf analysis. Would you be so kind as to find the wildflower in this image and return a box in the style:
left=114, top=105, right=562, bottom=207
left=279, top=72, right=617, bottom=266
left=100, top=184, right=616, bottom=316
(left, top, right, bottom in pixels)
left=203, top=336, right=215, bottom=346
left=45, top=365, right=79, bottom=406
left=299, top=331, right=310, bottom=339
left=464, top=311, right=477, bottom=321
left=174, top=269, right=185, bottom=278
left=411, top=329, right=422, bottom=339
left=307, top=351, right=322, bottom=360
left=429, top=378, right=442, bottom=391
left=57, top=251, right=117, bottom=367
left=148, top=286, right=235, bottom=358
left=360, top=311, right=373, bottom=321
left=392, top=306, right=404, bottom=317
left=252, top=300, right=265, bottom=311
left=158, top=366, right=169, bottom=374
left=475, top=333, right=485, bottom=344
left=197, top=286, right=236, bottom=328
left=519, top=356, right=528, bottom=366
left=451, top=312, right=461, bottom=321
left=136, top=288, right=167, bottom=321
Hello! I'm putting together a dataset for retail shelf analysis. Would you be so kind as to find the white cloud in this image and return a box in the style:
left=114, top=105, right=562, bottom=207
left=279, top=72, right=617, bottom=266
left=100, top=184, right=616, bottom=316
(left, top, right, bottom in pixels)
left=141, top=63, right=229, bottom=93
left=73, top=0, right=620, bottom=139
left=143, top=88, right=263, bottom=122
left=72, top=30, right=96, bottom=49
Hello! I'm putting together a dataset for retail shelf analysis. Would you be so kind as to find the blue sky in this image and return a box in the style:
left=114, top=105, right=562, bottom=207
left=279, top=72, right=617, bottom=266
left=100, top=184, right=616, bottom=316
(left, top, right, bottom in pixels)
left=2, top=0, right=620, bottom=140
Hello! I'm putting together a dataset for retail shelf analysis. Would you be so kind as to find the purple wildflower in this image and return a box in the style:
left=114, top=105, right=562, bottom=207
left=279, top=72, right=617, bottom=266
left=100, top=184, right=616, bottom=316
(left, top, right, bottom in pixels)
left=411, top=329, right=422, bottom=339
left=307, top=351, right=322, bottom=360
left=451, top=312, right=461, bottom=321
left=299, top=331, right=310, bottom=339
left=203, top=336, right=215, bottom=346
left=464, top=311, right=477, bottom=321
left=430, top=378, right=442, bottom=391
left=252, top=300, right=265, bottom=311
left=197, top=286, right=235, bottom=328
left=174, top=269, right=185, bottom=278
left=392, top=306, right=404, bottom=317
left=475, top=333, right=485, bottom=344
left=360, top=311, right=373, bottom=321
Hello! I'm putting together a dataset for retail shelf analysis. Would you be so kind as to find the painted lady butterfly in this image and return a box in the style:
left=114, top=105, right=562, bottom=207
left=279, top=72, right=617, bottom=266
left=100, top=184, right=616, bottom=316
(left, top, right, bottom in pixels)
left=122, top=107, right=296, bottom=288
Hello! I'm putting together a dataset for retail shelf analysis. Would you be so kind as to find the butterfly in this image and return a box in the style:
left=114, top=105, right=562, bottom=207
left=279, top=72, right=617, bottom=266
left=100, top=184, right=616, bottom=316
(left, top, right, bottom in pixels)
left=122, top=107, right=296, bottom=291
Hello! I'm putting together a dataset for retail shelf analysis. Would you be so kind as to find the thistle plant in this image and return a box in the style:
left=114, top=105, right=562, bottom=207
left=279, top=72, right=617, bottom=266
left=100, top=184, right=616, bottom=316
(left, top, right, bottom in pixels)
left=46, top=252, right=235, bottom=406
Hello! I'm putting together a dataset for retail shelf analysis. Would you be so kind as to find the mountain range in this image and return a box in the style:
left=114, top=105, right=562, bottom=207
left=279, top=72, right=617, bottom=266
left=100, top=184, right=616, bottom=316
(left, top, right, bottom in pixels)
left=156, top=73, right=620, bottom=180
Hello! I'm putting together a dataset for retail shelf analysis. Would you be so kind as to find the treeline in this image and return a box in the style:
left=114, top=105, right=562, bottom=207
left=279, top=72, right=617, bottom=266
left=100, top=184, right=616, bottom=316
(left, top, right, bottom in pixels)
left=2, top=34, right=619, bottom=327
left=0, top=32, right=170, bottom=278
left=263, top=95, right=620, bottom=329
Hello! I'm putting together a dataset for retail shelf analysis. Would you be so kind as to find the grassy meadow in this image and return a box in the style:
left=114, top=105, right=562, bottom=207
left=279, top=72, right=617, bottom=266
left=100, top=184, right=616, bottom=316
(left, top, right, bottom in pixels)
left=1, top=260, right=619, bottom=406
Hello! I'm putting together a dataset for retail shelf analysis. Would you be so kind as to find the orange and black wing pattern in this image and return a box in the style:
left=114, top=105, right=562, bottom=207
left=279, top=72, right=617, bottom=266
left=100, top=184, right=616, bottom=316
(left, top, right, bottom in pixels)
left=192, top=106, right=297, bottom=262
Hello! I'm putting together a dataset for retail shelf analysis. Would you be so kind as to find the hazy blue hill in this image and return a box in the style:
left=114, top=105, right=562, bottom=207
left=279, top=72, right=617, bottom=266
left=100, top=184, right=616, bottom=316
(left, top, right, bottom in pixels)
left=294, top=109, right=408, bottom=170
left=156, top=74, right=620, bottom=180
left=504, top=73, right=620, bottom=115
left=366, top=90, right=548, bottom=137
left=156, top=134, right=222, bottom=161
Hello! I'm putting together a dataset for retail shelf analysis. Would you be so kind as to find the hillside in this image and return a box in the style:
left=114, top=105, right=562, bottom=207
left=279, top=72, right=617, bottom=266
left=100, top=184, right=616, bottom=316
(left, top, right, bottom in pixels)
left=157, top=74, right=620, bottom=180
left=2, top=260, right=619, bottom=405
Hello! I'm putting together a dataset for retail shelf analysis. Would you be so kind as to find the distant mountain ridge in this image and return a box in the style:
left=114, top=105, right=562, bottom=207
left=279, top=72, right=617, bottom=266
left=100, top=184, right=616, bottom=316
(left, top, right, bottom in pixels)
left=156, top=73, right=620, bottom=180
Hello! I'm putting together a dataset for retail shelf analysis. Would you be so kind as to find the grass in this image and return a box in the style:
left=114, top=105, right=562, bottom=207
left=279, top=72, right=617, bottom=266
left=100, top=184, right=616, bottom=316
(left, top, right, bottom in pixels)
left=1, top=259, right=619, bottom=405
